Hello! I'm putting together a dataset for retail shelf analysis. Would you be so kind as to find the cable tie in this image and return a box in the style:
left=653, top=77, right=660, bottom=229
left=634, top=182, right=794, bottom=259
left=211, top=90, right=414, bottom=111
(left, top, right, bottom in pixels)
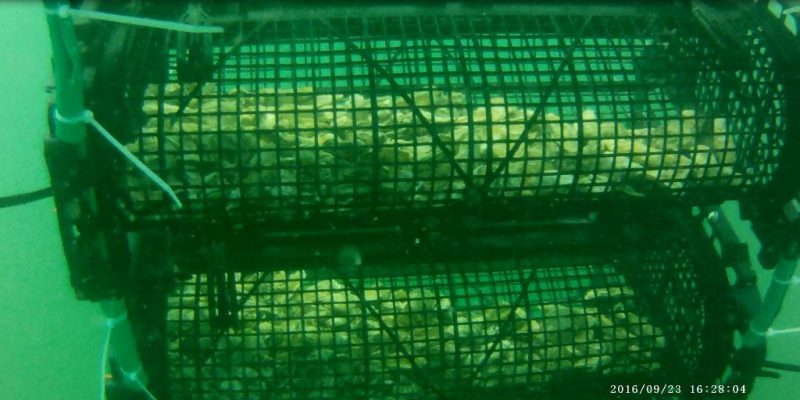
left=119, top=366, right=158, bottom=400
left=54, top=109, right=93, bottom=125
left=772, top=274, right=797, bottom=285
left=121, top=366, right=142, bottom=383
left=767, top=326, right=800, bottom=337
left=104, top=312, right=128, bottom=329
left=750, top=324, right=768, bottom=337
left=49, top=4, right=222, bottom=33
left=53, top=108, right=183, bottom=208
left=784, top=6, right=800, bottom=15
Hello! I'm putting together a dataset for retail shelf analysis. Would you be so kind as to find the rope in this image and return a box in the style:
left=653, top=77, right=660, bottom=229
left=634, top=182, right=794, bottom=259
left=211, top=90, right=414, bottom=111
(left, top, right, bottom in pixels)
left=53, top=108, right=183, bottom=208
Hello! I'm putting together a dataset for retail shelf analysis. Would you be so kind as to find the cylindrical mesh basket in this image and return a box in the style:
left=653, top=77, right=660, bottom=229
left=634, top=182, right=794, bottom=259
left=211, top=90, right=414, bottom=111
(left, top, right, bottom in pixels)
left=117, top=6, right=789, bottom=224
left=162, top=226, right=731, bottom=400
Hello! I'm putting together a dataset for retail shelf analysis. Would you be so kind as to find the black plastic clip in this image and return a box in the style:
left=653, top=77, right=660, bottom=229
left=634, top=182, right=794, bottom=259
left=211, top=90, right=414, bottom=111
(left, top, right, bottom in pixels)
left=176, top=3, right=215, bottom=82
left=743, top=194, right=800, bottom=269
left=703, top=206, right=761, bottom=329
left=205, top=241, right=239, bottom=332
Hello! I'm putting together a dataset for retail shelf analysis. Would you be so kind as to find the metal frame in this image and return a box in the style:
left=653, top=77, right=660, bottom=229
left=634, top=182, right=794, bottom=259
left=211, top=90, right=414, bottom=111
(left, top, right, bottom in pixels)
left=40, top=1, right=800, bottom=399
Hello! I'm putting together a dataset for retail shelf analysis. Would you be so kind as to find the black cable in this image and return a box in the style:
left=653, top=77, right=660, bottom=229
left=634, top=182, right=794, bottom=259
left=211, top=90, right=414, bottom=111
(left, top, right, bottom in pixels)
left=763, top=360, right=800, bottom=373
left=0, top=187, right=54, bottom=209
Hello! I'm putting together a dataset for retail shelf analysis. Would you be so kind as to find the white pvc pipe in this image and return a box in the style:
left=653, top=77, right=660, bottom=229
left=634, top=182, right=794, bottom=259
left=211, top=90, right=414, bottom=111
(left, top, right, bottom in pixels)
left=100, top=299, right=157, bottom=399
left=742, top=258, right=800, bottom=347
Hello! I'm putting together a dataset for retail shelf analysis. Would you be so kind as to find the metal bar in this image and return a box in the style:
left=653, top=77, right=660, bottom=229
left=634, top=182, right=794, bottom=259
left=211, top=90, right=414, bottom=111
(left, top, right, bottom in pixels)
left=483, top=16, right=593, bottom=190
left=364, top=17, right=383, bottom=212
left=209, top=4, right=687, bottom=25
left=314, top=16, right=472, bottom=185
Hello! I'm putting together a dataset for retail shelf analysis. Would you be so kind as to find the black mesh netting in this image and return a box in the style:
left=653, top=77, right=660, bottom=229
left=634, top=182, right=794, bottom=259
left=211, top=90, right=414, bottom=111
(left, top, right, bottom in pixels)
left=120, top=11, right=786, bottom=223
left=164, top=248, right=726, bottom=400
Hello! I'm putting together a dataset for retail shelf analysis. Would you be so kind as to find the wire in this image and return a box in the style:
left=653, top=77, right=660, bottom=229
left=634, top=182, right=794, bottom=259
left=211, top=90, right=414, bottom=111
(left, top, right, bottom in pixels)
left=0, top=187, right=53, bottom=209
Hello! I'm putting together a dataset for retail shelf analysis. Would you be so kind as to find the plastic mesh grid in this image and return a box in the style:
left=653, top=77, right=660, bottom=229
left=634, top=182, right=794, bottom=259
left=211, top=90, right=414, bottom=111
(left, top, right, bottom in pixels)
left=122, top=12, right=786, bottom=222
left=165, top=253, right=717, bottom=400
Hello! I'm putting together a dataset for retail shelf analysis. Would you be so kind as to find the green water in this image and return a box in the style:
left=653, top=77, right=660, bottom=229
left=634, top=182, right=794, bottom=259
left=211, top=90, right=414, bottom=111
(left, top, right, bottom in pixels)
left=1, top=2, right=799, bottom=399
left=1, top=3, right=103, bottom=399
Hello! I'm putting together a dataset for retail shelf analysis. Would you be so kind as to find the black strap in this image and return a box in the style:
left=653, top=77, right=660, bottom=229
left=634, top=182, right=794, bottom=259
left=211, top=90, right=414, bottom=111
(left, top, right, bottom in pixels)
left=763, top=360, right=800, bottom=373
left=0, top=187, right=54, bottom=209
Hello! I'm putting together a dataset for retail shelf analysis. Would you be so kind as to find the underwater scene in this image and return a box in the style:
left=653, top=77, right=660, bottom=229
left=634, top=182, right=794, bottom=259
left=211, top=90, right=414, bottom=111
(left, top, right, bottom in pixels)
left=1, top=1, right=800, bottom=399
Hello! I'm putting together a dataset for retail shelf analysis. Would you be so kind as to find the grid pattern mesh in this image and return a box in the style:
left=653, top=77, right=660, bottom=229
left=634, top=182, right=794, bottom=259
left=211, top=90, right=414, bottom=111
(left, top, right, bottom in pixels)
left=165, top=251, right=717, bottom=400
left=123, top=12, right=786, bottom=222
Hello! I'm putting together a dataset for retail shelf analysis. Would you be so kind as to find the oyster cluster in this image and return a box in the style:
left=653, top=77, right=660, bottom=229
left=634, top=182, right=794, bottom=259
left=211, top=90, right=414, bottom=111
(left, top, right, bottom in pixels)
left=166, top=270, right=666, bottom=400
left=126, top=84, right=742, bottom=211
